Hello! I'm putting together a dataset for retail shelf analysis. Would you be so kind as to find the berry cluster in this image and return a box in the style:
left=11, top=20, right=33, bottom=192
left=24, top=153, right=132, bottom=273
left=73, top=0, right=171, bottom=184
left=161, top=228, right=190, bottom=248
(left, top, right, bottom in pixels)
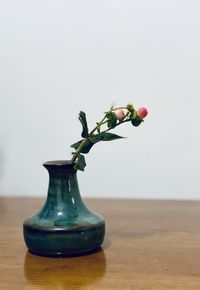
left=71, top=104, right=148, bottom=171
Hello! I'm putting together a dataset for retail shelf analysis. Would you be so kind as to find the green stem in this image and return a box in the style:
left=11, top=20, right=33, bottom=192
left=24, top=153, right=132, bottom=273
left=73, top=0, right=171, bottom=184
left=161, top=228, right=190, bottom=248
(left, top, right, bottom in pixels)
left=71, top=107, right=134, bottom=164
left=112, top=106, right=127, bottom=111
left=103, top=118, right=132, bottom=133
left=71, top=115, right=107, bottom=163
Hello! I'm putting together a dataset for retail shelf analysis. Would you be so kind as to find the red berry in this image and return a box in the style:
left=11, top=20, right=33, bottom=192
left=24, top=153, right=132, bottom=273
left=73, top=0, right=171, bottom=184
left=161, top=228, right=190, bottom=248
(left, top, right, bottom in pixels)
left=137, top=107, right=148, bottom=119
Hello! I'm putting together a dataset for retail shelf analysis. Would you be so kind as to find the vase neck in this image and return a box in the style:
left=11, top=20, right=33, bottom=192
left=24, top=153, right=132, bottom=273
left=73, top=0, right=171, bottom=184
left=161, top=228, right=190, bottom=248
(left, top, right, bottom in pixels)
left=39, top=161, right=86, bottom=221
left=43, top=161, right=82, bottom=203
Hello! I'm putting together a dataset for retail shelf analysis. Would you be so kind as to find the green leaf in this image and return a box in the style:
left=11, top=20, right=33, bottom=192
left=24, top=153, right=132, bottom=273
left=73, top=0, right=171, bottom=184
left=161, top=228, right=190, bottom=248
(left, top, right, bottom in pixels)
left=71, top=139, right=94, bottom=154
left=79, top=111, right=89, bottom=138
left=91, top=132, right=125, bottom=143
left=101, top=132, right=125, bottom=141
left=106, top=112, right=117, bottom=129
left=131, top=117, right=143, bottom=127
left=71, top=140, right=82, bottom=150
left=71, top=133, right=124, bottom=156
left=74, top=154, right=86, bottom=171
left=80, top=139, right=94, bottom=153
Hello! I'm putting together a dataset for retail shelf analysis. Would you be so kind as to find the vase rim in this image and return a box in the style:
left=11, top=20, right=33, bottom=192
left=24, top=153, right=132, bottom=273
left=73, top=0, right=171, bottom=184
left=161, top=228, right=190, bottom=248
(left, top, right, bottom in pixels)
left=43, top=160, right=75, bottom=168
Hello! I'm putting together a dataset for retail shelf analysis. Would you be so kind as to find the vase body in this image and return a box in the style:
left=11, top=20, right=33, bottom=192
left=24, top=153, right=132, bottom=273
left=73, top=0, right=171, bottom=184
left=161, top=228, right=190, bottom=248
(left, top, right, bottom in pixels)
left=23, top=161, right=105, bottom=257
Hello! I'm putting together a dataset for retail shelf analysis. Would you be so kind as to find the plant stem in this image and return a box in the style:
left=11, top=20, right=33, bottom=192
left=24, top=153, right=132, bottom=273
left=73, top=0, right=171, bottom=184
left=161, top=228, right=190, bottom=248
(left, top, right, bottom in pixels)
left=103, top=118, right=132, bottom=133
left=71, top=106, right=134, bottom=164
left=112, top=106, right=127, bottom=111
left=71, top=115, right=107, bottom=163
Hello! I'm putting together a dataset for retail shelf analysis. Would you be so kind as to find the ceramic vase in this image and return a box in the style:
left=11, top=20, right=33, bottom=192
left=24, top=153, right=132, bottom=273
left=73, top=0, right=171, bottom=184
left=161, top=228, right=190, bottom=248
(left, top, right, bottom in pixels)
left=23, top=160, right=105, bottom=257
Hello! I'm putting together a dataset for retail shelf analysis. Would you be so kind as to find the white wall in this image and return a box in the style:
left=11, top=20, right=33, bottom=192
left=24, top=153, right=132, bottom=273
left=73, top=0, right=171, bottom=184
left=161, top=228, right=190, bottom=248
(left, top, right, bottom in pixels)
left=0, top=0, right=200, bottom=199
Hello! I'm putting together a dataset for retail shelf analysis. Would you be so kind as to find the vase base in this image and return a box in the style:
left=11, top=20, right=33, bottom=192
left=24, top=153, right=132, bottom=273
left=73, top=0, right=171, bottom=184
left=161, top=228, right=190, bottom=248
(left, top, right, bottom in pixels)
left=23, top=222, right=105, bottom=258
left=28, top=246, right=102, bottom=258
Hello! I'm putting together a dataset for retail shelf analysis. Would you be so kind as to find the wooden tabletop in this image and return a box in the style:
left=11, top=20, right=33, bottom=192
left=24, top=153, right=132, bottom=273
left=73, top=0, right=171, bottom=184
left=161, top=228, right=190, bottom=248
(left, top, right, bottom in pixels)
left=1, top=198, right=200, bottom=290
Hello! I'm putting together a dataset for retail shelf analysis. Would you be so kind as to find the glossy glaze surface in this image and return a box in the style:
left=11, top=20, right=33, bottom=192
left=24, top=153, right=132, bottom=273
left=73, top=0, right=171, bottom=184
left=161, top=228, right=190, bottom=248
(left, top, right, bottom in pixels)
left=23, top=161, right=105, bottom=256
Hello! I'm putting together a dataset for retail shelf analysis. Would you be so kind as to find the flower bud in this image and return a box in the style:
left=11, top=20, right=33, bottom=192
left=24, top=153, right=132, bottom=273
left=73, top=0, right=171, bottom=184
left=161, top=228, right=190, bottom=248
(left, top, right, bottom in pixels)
left=137, top=107, right=148, bottom=119
left=115, top=109, right=126, bottom=121
left=127, top=104, right=134, bottom=111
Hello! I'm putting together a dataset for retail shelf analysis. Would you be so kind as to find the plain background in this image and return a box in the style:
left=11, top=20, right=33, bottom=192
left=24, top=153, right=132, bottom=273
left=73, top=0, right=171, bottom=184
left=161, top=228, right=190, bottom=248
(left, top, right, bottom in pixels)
left=0, top=0, right=200, bottom=199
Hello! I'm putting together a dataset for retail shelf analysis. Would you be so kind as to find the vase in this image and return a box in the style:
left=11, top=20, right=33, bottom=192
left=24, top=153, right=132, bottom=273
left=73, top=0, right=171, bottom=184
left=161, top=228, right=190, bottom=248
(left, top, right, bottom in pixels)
left=23, top=160, right=105, bottom=257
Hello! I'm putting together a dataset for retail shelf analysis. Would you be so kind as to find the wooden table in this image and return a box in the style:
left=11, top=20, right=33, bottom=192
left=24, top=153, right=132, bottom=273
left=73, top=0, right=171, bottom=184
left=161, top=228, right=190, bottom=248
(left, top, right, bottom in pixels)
left=1, top=198, right=200, bottom=289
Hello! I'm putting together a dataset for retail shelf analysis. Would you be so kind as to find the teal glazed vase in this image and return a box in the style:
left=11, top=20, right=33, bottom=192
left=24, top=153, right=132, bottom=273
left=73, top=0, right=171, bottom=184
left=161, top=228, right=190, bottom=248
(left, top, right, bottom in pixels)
left=23, top=161, right=105, bottom=257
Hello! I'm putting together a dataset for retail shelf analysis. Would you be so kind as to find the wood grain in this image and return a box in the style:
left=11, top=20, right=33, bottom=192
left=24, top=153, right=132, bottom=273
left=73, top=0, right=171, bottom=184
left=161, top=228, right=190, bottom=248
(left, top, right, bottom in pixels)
left=1, top=197, right=200, bottom=289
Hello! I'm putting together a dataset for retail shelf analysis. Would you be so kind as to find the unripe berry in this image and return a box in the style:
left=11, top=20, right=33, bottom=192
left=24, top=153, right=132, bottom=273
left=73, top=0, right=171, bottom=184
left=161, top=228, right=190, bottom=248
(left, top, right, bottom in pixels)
left=115, top=109, right=126, bottom=121
left=137, top=107, right=148, bottom=119
left=127, top=104, right=134, bottom=111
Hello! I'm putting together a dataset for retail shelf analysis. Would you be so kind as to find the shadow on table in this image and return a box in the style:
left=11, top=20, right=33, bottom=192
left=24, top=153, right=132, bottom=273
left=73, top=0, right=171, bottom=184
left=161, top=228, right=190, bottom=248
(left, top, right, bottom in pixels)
left=24, top=245, right=107, bottom=290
